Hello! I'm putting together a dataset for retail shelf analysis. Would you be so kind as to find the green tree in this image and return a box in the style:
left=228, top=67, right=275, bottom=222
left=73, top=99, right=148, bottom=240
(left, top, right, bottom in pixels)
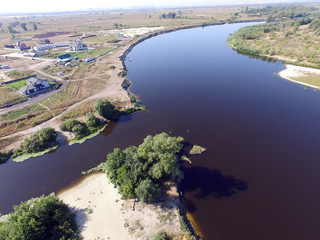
left=15, top=128, right=57, bottom=155
left=0, top=194, right=79, bottom=240
left=135, top=179, right=161, bottom=203
left=32, top=22, right=37, bottom=30
left=20, top=22, right=27, bottom=31
left=94, top=99, right=120, bottom=120
left=85, top=112, right=98, bottom=127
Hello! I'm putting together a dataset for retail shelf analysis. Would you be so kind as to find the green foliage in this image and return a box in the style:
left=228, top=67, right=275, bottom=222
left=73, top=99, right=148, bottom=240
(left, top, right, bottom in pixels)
left=0, top=152, right=12, bottom=164
left=0, top=193, right=79, bottom=240
left=135, top=179, right=161, bottom=203
left=13, top=128, right=57, bottom=157
left=60, top=118, right=88, bottom=138
left=94, top=99, right=121, bottom=121
left=20, top=22, right=27, bottom=31
left=85, top=112, right=98, bottom=127
left=160, top=12, right=176, bottom=19
left=104, top=133, right=184, bottom=202
left=151, top=231, right=170, bottom=240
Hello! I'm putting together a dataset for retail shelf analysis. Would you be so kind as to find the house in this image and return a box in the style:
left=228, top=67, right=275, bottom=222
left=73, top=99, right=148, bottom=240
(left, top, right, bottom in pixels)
left=69, top=38, right=87, bottom=51
left=18, top=77, right=52, bottom=96
left=57, top=54, right=72, bottom=63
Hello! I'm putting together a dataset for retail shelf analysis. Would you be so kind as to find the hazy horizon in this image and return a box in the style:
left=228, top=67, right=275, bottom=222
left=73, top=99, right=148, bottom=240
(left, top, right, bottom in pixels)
left=0, top=0, right=319, bottom=14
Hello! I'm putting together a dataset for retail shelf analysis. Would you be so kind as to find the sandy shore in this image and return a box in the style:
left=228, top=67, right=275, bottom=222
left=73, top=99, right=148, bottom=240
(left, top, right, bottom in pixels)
left=278, top=64, right=320, bottom=89
left=58, top=173, right=184, bottom=240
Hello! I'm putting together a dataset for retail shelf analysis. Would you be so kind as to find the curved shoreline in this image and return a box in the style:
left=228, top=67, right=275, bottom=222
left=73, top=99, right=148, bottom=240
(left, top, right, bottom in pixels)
left=119, top=19, right=265, bottom=72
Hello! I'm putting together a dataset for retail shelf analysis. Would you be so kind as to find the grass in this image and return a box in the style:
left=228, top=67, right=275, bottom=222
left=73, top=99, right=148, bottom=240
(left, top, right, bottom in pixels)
left=189, top=145, right=206, bottom=155
left=60, top=100, right=96, bottom=120
left=6, top=79, right=29, bottom=90
left=70, top=47, right=113, bottom=59
left=0, top=104, right=52, bottom=138
left=0, top=87, right=27, bottom=107
left=1, top=104, right=46, bottom=121
left=12, top=145, right=59, bottom=162
left=5, top=70, right=33, bottom=79
left=291, top=74, right=320, bottom=88
left=68, top=123, right=108, bottom=146
left=0, top=136, right=20, bottom=150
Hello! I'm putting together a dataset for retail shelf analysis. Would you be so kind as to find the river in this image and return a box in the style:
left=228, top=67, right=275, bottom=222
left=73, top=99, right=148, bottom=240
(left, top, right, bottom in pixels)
left=1, top=22, right=320, bottom=240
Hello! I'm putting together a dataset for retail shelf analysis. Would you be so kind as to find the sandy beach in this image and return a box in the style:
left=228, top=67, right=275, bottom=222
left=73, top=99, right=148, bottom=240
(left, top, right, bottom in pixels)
left=58, top=173, right=184, bottom=240
left=278, top=64, right=320, bottom=89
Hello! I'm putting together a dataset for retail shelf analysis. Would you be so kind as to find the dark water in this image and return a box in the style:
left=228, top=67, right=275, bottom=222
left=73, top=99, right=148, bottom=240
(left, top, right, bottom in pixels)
left=1, top=22, right=320, bottom=240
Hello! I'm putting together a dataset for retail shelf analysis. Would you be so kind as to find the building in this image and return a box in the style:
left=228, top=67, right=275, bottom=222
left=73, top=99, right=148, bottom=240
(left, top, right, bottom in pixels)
left=32, top=42, right=70, bottom=52
left=18, top=77, right=52, bottom=96
left=57, top=54, right=73, bottom=63
left=4, top=42, right=30, bottom=50
left=69, top=38, right=87, bottom=51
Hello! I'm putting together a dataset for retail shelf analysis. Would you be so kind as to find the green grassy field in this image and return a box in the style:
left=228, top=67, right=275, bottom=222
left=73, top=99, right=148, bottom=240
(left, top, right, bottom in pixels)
left=6, top=79, right=29, bottom=90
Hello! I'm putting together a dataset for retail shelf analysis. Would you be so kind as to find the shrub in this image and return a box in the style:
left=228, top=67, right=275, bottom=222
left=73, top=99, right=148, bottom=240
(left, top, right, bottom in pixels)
left=151, top=231, right=170, bottom=240
left=59, top=118, right=82, bottom=132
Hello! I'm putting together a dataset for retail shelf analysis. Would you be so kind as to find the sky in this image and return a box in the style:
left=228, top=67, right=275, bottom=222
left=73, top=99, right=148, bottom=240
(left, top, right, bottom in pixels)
left=0, top=0, right=317, bottom=13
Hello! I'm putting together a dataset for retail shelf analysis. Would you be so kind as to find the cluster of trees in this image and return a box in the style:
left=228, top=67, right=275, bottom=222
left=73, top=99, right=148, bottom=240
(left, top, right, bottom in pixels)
left=60, top=99, right=122, bottom=139
left=0, top=194, right=79, bottom=240
left=60, top=112, right=100, bottom=139
left=104, top=133, right=184, bottom=203
left=6, top=21, right=38, bottom=33
left=228, top=17, right=316, bottom=57
left=160, top=12, right=177, bottom=19
left=13, top=128, right=57, bottom=157
left=242, top=5, right=317, bottom=22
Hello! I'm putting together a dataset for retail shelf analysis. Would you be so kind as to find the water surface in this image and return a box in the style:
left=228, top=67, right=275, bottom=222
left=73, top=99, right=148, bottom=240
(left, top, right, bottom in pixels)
left=1, top=23, right=320, bottom=240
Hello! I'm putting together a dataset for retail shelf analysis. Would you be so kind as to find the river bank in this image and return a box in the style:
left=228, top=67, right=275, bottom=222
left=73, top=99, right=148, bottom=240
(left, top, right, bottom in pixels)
left=58, top=173, right=188, bottom=240
left=278, top=64, right=320, bottom=89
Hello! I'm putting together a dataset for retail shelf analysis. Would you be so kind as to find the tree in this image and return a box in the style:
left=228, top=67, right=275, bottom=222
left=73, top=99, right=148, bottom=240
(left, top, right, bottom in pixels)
left=16, top=128, right=57, bottom=155
left=135, top=179, right=161, bottom=203
left=94, top=99, right=121, bottom=120
left=20, top=22, right=27, bottom=31
left=85, top=112, right=98, bottom=127
left=32, top=22, right=37, bottom=30
left=0, top=194, right=79, bottom=240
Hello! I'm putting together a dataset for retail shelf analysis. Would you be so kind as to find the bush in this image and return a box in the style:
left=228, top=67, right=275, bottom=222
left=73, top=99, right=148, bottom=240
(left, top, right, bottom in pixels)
left=59, top=118, right=82, bottom=132
left=0, top=193, right=79, bottom=240
left=59, top=118, right=88, bottom=138
left=151, top=231, right=170, bottom=240
left=135, top=179, right=161, bottom=203
left=14, top=128, right=57, bottom=156
left=94, top=99, right=121, bottom=120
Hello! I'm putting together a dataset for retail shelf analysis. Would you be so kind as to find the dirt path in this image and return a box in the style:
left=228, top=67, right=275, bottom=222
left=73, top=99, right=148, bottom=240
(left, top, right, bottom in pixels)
left=0, top=47, right=132, bottom=141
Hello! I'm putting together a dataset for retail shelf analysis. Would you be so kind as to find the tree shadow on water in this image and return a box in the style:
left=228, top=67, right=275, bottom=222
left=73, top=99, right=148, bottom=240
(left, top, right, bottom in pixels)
left=181, top=166, right=248, bottom=200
